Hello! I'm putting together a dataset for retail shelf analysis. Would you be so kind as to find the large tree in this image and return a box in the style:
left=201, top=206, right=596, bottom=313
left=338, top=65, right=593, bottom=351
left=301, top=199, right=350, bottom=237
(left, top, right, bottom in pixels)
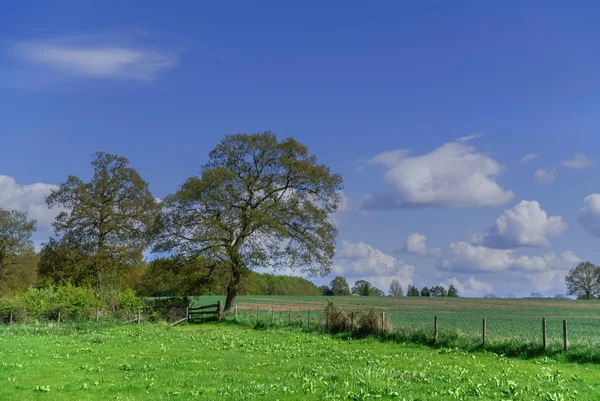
left=447, top=284, right=459, bottom=297
left=565, top=262, right=600, bottom=300
left=0, top=208, right=37, bottom=295
left=330, top=276, right=351, bottom=296
left=153, top=132, right=343, bottom=311
left=45, top=152, right=158, bottom=290
left=389, top=279, right=404, bottom=297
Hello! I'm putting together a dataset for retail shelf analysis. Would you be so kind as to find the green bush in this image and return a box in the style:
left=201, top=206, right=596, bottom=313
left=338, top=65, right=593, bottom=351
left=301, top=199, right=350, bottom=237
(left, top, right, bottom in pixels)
left=323, top=301, right=352, bottom=334
left=143, top=297, right=189, bottom=322
left=355, top=308, right=392, bottom=337
left=55, top=284, right=100, bottom=320
left=0, top=296, right=28, bottom=323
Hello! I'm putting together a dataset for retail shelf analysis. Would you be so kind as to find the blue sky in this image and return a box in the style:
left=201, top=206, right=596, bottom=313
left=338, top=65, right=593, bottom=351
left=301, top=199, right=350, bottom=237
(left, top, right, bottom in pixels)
left=1, top=1, right=600, bottom=297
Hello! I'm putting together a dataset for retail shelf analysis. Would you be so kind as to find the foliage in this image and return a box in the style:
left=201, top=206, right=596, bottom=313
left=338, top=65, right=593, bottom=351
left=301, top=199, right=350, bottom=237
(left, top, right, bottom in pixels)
left=355, top=307, right=392, bottom=336
left=323, top=300, right=352, bottom=333
left=152, top=132, right=343, bottom=311
left=447, top=284, right=459, bottom=297
left=143, top=297, right=190, bottom=322
left=330, top=276, right=351, bottom=295
left=430, top=285, right=447, bottom=297
left=565, top=261, right=600, bottom=299
left=0, top=208, right=37, bottom=296
left=351, top=280, right=384, bottom=296
left=319, top=285, right=333, bottom=296
left=406, top=285, right=420, bottom=296
left=46, top=152, right=158, bottom=290
left=420, top=286, right=430, bottom=297
left=389, top=279, right=403, bottom=297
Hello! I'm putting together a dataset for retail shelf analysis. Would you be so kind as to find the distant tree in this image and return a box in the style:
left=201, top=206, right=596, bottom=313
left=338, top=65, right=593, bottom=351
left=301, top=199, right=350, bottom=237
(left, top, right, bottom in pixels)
left=420, top=286, right=430, bottom=297
left=483, top=293, right=497, bottom=299
left=0, top=208, right=37, bottom=295
left=565, top=262, right=600, bottom=300
left=447, top=284, right=459, bottom=297
left=389, top=279, right=404, bottom=297
left=406, top=285, right=420, bottom=297
left=554, top=294, right=568, bottom=300
left=505, top=293, right=516, bottom=299
left=320, top=285, right=333, bottom=296
left=152, top=133, right=343, bottom=312
left=530, top=292, right=543, bottom=298
left=351, top=280, right=384, bottom=296
left=46, top=152, right=158, bottom=290
left=430, top=285, right=447, bottom=297
left=330, top=276, right=351, bottom=296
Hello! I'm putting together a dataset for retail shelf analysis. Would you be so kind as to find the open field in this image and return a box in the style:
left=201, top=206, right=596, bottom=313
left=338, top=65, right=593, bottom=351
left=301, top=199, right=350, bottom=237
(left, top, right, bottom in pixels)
left=191, top=296, right=600, bottom=360
left=1, top=322, right=600, bottom=400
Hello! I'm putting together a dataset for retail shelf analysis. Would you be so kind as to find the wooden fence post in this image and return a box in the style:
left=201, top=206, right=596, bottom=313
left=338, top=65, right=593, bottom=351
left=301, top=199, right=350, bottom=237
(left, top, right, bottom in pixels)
left=563, top=319, right=568, bottom=352
left=256, top=306, right=259, bottom=325
left=234, top=304, right=238, bottom=322
left=307, top=309, right=311, bottom=326
left=482, top=318, right=486, bottom=347
left=57, top=311, right=61, bottom=324
left=137, top=308, right=141, bottom=324
left=350, top=312, right=354, bottom=329
left=381, top=312, right=385, bottom=332
left=9, top=309, right=13, bottom=325
left=542, top=318, right=547, bottom=353
left=272, top=307, right=275, bottom=325
left=217, top=301, right=222, bottom=320
left=288, top=309, right=291, bottom=325
left=96, top=308, right=99, bottom=322
left=434, top=315, right=438, bottom=344
left=186, top=306, right=190, bottom=322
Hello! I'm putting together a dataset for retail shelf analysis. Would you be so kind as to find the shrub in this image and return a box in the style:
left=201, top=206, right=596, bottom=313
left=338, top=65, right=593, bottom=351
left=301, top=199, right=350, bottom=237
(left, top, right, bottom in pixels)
left=117, top=288, right=142, bottom=317
left=143, top=297, right=189, bottom=322
left=356, top=308, right=392, bottom=337
left=22, top=287, right=59, bottom=320
left=323, top=300, right=352, bottom=333
left=55, top=284, right=100, bottom=320
left=0, top=296, right=28, bottom=323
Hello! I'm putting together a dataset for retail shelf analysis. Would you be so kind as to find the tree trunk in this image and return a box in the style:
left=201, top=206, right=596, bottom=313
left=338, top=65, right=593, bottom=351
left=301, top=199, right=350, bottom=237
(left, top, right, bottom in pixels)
left=224, top=266, right=243, bottom=313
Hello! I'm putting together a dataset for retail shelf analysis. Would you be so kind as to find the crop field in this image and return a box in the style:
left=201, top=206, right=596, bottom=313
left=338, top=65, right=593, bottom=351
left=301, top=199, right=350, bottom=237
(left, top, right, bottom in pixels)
left=2, top=322, right=600, bottom=400
left=191, top=296, right=600, bottom=360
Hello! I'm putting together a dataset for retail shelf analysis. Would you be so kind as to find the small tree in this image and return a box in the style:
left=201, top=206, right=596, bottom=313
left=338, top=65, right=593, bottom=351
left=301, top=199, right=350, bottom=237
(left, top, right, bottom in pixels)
left=389, top=279, right=404, bottom=297
left=565, top=262, right=600, bottom=300
left=320, top=285, right=333, bottom=296
left=330, top=276, right=351, bottom=296
left=406, top=285, right=420, bottom=296
left=484, top=293, right=497, bottom=299
left=420, top=286, right=430, bottom=297
left=351, top=280, right=384, bottom=296
left=447, top=284, right=459, bottom=297
left=430, top=285, right=447, bottom=297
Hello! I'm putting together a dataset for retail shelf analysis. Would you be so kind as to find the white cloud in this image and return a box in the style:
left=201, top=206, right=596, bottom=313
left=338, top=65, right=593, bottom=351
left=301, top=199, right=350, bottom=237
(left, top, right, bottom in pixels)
left=0, top=175, right=59, bottom=235
left=10, top=36, right=177, bottom=82
left=563, top=153, right=594, bottom=169
left=439, top=241, right=580, bottom=291
left=333, top=240, right=414, bottom=293
left=519, top=153, right=540, bottom=164
left=577, top=194, right=600, bottom=237
left=456, top=133, right=482, bottom=142
left=439, top=276, right=492, bottom=297
left=534, top=168, right=555, bottom=184
left=363, top=142, right=514, bottom=209
left=403, top=233, right=441, bottom=257
left=471, top=200, right=567, bottom=249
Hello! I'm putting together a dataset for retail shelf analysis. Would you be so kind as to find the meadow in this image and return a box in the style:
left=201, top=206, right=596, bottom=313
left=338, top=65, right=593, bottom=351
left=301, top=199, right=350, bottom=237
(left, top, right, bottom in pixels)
left=191, top=295, right=600, bottom=361
left=2, top=321, right=600, bottom=400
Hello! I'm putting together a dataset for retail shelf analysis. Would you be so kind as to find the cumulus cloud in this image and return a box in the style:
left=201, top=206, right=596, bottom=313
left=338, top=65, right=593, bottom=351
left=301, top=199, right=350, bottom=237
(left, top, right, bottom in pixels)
left=439, top=241, right=580, bottom=291
left=563, top=153, right=594, bottom=169
left=577, top=194, right=600, bottom=237
left=362, top=142, right=514, bottom=209
left=333, top=240, right=414, bottom=293
left=534, top=168, right=556, bottom=184
left=0, top=175, right=58, bottom=236
left=439, top=276, right=492, bottom=297
left=9, top=35, right=177, bottom=82
left=471, top=200, right=567, bottom=249
left=456, top=133, right=482, bottom=142
left=403, top=233, right=441, bottom=257
left=519, top=153, right=540, bottom=164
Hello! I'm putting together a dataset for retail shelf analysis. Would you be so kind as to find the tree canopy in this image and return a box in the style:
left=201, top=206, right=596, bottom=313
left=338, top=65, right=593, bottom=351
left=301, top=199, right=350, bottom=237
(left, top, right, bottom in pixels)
left=330, top=276, right=351, bottom=296
left=351, top=280, right=384, bottom=296
left=389, top=279, right=404, bottom=297
left=45, top=152, right=158, bottom=290
left=0, top=208, right=37, bottom=295
left=153, top=132, right=343, bottom=311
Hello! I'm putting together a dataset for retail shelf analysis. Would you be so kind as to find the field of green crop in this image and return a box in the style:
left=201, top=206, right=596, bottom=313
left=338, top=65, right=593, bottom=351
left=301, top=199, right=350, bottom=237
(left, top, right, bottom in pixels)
left=191, top=295, right=600, bottom=360
left=2, top=321, right=600, bottom=400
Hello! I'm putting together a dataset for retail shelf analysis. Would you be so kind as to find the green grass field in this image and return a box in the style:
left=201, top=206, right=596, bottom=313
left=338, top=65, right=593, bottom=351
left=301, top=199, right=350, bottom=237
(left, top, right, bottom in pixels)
left=190, top=295, right=600, bottom=360
left=2, top=321, right=600, bottom=400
